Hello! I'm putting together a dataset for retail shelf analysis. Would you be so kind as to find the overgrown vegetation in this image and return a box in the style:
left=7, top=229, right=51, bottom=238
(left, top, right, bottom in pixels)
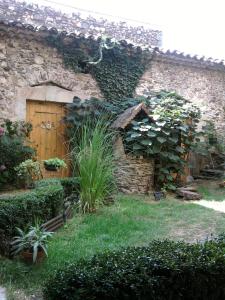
left=44, top=236, right=225, bottom=300
left=70, top=120, right=115, bottom=213
left=47, top=36, right=151, bottom=100
left=0, top=119, right=35, bottom=189
left=124, top=92, right=200, bottom=189
left=65, top=92, right=200, bottom=190
left=194, top=120, right=225, bottom=168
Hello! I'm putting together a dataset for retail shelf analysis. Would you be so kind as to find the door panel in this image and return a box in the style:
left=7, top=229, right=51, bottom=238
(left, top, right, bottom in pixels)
left=26, top=100, right=70, bottom=178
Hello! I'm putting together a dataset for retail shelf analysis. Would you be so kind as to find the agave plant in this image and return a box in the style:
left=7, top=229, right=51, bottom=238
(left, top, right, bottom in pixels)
left=12, top=222, right=53, bottom=263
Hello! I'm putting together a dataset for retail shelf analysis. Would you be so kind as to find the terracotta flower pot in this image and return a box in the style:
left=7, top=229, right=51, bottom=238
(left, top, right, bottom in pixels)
left=21, top=249, right=46, bottom=264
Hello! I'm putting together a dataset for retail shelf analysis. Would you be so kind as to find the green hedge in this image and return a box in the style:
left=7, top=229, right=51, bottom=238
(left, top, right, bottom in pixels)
left=0, top=184, right=64, bottom=255
left=44, top=237, right=225, bottom=300
left=35, top=177, right=79, bottom=197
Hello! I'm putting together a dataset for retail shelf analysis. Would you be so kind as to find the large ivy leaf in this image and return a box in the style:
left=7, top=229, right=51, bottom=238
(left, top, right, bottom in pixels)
left=157, top=137, right=167, bottom=144
left=147, top=132, right=157, bottom=138
left=156, top=121, right=166, bottom=127
left=140, top=139, right=153, bottom=146
left=160, top=152, right=169, bottom=158
left=131, top=133, right=141, bottom=138
left=169, top=137, right=178, bottom=144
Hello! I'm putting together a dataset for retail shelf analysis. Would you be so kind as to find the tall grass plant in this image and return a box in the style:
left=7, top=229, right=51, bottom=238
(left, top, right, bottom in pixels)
left=71, top=119, right=115, bottom=213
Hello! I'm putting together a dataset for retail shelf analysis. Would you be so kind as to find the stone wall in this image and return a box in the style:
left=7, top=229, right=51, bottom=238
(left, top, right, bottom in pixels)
left=136, top=59, right=225, bottom=136
left=114, top=136, right=154, bottom=194
left=0, top=0, right=162, bottom=47
left=0, top=27, right=102, bottom=121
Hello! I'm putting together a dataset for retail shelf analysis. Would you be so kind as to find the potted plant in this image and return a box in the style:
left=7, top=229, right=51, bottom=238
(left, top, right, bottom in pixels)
left=44, top=157, right=67, bottom=171
left=12, top=223, right=53, bottom=263
left=14, top=159, right=42, bottom=188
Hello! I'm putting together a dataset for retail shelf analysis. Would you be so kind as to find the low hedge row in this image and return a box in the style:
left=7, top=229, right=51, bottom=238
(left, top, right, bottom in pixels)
left=35, top=177, right=79, bottom=197
left=44, top=237, right=225, bottom=300
left=0, top=184, right=64, bottom=255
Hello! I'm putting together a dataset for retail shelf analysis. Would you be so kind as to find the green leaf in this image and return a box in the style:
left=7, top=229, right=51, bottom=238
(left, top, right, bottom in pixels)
left=175, top=146, right=185, bottom=153
left=147, top=132, right=157, bottom=138
left=131, top=133, right=141, bottom=138
left=132, top=144, right=143, bottom=150
left=160, top=168, right=169, bottom=174
left=162, top=130, right=170, bottom=136
left=157, top=137, right=167, bottom=144
left=140, top=139, right=153, bottom=146
left=156, top=121, right=166, bottom=127
left=160, top=152, right=169, bottom=158
left=169, top=137, right=178, bottom=144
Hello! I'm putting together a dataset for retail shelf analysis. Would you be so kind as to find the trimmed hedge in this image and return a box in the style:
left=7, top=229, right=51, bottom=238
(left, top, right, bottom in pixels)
left=44, top=237, right=225, bottom=300
left=0, top=184, right=64, bottom=255
left=35, top=177, right=79, bottom=197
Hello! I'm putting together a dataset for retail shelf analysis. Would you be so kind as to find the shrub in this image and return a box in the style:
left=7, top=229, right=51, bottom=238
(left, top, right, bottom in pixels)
left=0, top=184, right=64, bottom=255
left=35, top=177, right=80, bottom=197
left=60, top=177, right=80, bottom=197
left=0, top=119, right=35, bottom=189
left=71, top=119, right=115, bottom=213
left=44, top=237, right=225, bottom=300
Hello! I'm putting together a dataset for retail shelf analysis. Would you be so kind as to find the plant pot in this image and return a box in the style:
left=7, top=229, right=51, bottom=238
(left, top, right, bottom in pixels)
left=21, top=249, right=45, bottom=264
left=44, top=164, right=58, bottom=171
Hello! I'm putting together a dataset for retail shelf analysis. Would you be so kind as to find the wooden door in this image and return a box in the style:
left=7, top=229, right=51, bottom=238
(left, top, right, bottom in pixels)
left=26, top=100, right=69, bottom=178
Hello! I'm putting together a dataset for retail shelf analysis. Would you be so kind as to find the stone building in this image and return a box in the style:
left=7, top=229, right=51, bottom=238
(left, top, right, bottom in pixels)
left=0, top=0, right=225, bottom=181
left=111, top=103, right=155, bottom=194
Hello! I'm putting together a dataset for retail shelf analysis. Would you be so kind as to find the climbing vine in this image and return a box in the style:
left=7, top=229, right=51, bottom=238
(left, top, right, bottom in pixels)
left=46, top=35, right=151, bottom=100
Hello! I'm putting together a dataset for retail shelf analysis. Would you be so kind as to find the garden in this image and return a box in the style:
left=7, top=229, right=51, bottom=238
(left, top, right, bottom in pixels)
left=1, top=38, right=225, bottom=299
left=0, top=89, right=225, bottom=300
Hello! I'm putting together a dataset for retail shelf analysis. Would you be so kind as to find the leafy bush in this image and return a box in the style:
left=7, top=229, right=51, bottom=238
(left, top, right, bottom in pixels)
left=71, top=120, right=115, bottom=213
left=35, top=177, right=79, bottom=197
left=44, top=237, right=225, bottom=300
left=60, top=177, right=80, bottom=197
left=44, top=158, right=67, bottom=170
left=124, top=91, right=201, bottom=189
left=0, top=119, right=35, bottom=189
left=15, top=159, right=41, bottom=188
left=0, top=184, right=64, bottom=255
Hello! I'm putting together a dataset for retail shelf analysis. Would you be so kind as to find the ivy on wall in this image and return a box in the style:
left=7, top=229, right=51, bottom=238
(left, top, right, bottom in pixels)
left=46, top=36, right=151, bottom=101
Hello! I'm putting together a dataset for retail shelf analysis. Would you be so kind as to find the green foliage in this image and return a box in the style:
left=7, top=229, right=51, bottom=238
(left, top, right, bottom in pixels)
left=35, top=177, right=80, bottom=197
left=0, top=184, right=64, bottom=255
left=193, top=120, right=225, bottom=160
left=65, top=92, right=200, bottom=190
left=47, top=36, right=150, bottom=101
left=44, top=158, right=67, bottom=169
left=91, top=45, right=150, bottom=100
left=14, top=159, right=41, bottom=188
left=43, top=235, right=225, bottom=300
left=70, top=119, right=116, bottom=213
left=60, top=177, right=80, bottom=197
left=124, top=91, right=201, bottom=189
left=12, top=223, right=53, bottom=263
left=0, top=120, right=35, bottom=189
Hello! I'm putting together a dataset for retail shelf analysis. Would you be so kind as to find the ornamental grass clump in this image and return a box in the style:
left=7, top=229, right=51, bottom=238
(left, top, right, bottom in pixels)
left=71, top=120, right=115, bottom=213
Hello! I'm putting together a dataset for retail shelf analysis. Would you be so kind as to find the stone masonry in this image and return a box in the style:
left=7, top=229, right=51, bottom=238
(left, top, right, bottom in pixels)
left=0, top=26, right=102, bottom=121
left=136, top=59, right=225, bottom=136
left=113, top=136, right=154, bottom=194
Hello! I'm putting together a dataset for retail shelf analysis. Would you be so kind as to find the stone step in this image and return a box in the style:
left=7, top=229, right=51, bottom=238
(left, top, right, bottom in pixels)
left=176, top=189, right=202, bottom=200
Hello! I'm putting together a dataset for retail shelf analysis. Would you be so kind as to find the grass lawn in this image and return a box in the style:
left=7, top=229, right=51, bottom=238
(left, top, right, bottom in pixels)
left=1, top=188, right=225, bottom=299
